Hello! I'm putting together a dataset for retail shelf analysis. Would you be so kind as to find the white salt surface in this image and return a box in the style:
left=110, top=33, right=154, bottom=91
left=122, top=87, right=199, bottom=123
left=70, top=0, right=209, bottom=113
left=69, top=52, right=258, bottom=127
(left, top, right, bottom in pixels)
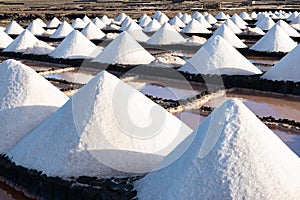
left=71, top=18, right=87, bottom=29
left=0, top=30, right=13, bottom=48
left=3, top=29, right=39, bottom=53
left=205, top=14, right=217, bottom=24
left=47, top=17, right=61, bottom=28
left=146, top=23, right=186, bottom=45
left=50, top=21, right=74, bottom=39
left=23, top=40, right=55, bottom=55
left=4, top=21, right=24, bottom=35
left=250, top=24, right=297, bottom=53
left=261, top=44, right=300, bottom=82
left=179, top=35, right=261, bottom=75
left=154, top=53, right=186, bottom=66
left=136, top=99, right=300, bottom=200
left=143, top=19, right=161, bottom=32
left=8, top=71, right=192, bottom=177
left=276, top=20, right=300, bottom=37
left=0, top=59, right=68, bottom=153
left=180, top=19, right=211, bottom=34
left=123, top=22, right=149, bottom=42
left=243, top=27, right=265, bottom=35
left=185, top=36, right=207, bottom=45
left=26, top=20, right=46, bottom=35
left=256, top=17, right=275, bottom=30
left=215, top=11, right=229, bottom=20
left=92, top=31, right=154, bottom=65
left=223, top=19, right=243, bottom=34
left=93, top=17, right=106, bottom=29
left=196, top=15, right=212, bottom=28
left=50, top=30, right=98, bottom=59
left=81, top=22, right=106, bottom=40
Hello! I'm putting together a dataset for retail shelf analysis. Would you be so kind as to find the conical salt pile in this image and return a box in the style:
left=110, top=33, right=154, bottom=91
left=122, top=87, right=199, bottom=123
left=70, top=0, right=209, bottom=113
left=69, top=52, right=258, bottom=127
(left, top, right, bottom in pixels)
left=192, top=11, right=202, bottom=19
left=256, top=17, right=275, bottom=31
left=71, top=18, right=87, bottom=29
left=157, top=13, right=169, bottom=24
left=240, top=12, right=252, bottom=20
left=8, top=70, right=192, bottom=177
left=101, top=15, right=112, bottom=25
left=212, top=24, right=247, bottom=48
left=92, top=32, right=154, bottom=65
left=152, top=11, right=162, bottom=19
left=0, top=59, right=68, bottom=153
left=205, top=14, right=217, bottom=24
left=169, top=16, right=186, bottom=28
left=23, top=40, right=55, bottom=55
left=181, top=19, right=211, bottom=34
left=93, top=17, right=106, bottom=29
left=231, top=14, right=248, bottom=29
left=26, top=20, right=46, bottom=35
left=0, top=30, right=13, bottom=49
left=139, top=15, right=152, bottom=27
left=50, top=21, right=74, bottom=39
left=250, top=24, right=297, bottom=53
left=138, top=14, right=148, bottom=23
left=196, top=15, right=212, bottom=28
left=50, top=30, right=98, bottom=59
left=123, top=22, right=149, bottom=42
left=81, top=22, right=106, bottom=40
left=261, top=44, right=300, bottom=82
left=290, top=15, right=300, bottom=31
left=287, top=12, right=299, bottom=21
left=215, top=12, right=229, bottom=20
left=35, top=18, right=47, bottom=27
left=120, top=16, right=134, bottom=30
left=3, top=29, right=39, bottom=53
left=179, top=35, right=261, bottom=75
left=181, top=13, right=192, bottom=24
left=4, top=21, right=24, bottom=35
left=82, top=15, right=92, bottom=24
left=143, top=19, right=161, bottom=32
left=223, top=19, right=243, bottom=34
left=47, top=17, right=61, bottom=28
left=115, top=13, right=127, bottom=24
left=135, top=99, right=300, bottom=200
left=146, top=23, right=186, bottom=45
left=276, top=20, right=300, bottom=37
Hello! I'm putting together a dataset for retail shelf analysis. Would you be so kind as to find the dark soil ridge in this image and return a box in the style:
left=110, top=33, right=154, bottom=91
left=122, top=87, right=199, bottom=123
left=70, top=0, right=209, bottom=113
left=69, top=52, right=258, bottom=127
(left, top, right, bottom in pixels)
left=0, top=155, right=138, bottom=200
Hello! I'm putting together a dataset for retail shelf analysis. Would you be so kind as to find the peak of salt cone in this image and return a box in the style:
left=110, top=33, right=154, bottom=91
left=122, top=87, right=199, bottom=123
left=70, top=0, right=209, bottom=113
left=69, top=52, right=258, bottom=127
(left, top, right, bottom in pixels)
left=26, top=20, right=46, bottom=35
left=93, top=17, right=106, bottom=29
left=152, top=11, right=162, bottom=19
left=157, top=13, right=169, bottom=24
left=240, top=12, right=252, bottom=20
left=8, top=70, right=192, bottom=177
left=138, top=14, right=148, bottom=23
left=123, top=22, right=149, bottom=42
left=3, top=29, right=39, bottom=53
left=192, top=11, right=202, bottom=19
left=136, top=98, right=300, bottom=200
left=205, top=14, right=217, bottom=24
left=179, top=35, right=261, bottom=75
left=0, top=30, right=13, bottom=48
left=181, top=19, right=211, bottom=34
left=4, top=21, right=24, bottom=35
left=47, top=17, right=61, bottom=28
left=223, top=19, right=243, bottom=34
left=81, top=22, right=106, bottom=40
left=50, top=30, right=97, bottom=59
left=256, top=17, right=275, bottom=30
left=181, top=13, right=192, bottom=24
left=169, top=16, right=186, bottom=28
left=261, top=44, right=300, bottom=82
left=0, top=59, right=68, bottom=153
left=72, top=18, right=87, bottom=29
left=143, top=19, right=161, bottom=32
left=50, top=21, right=74, bottom=38
left=230, top=14, right=248, bottom=29
left=196, top=15, right=212, bottom=28
left=82, top=15, right=92, bottom=24
left=176, top=12, right=183, bottom=19
left=23, top=40, right=55, bottom=55
left=250, top=24, right=297, bottom=53
left=287, top=12, right=299, bottom=21
left=139, top=15, right=152, bottom=27
left=146, top=23, right=186, bottom=45
left=101, top=15, right=112, bottom=25
left=276, top=20, right=300, bottom=37
left=115, top=13, right=127, bottom=23
left=120, top=16, right=134, bottom=30
left=35, top=18, right=47, bottom=27
left=212, top=24, right=247, bottom=48
left=215, top=12, right=229, bottom=20
left=92, top=31, right=154, bottom=65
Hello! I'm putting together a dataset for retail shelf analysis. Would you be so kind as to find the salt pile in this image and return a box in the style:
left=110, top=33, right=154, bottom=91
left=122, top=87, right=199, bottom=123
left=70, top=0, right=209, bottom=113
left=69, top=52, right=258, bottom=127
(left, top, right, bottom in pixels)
left=240, top=11, right=252, bottom=20
left=143, top=19, right=161, bottom=32
left=4, top=21, right=24, bottom=35
left=47, top=17, right=61, bottom=28
left=276, top=20, right=300, bottom=37
left=250, top=12, right=258, bottom=19
left=181, top=13, right=192, bottom=24
left=243, top=27, right=265, bottom=35
left=26, top=20, right=46, bottom=35
left=139, top=15, right=152, bottom=27
left=230, top=14, right=248, bottom=29
left=178, top=35, right=261, bottom=75
left=120, top=16, right=134, bottom=30
left=223, top=19, right=243, bottom=34
left=35, top=18, right=47, bottom=27
left=123, top=22, right=149, bottom=42
left=23, top=40, right=55, bottom=55
left=146, top=23, right=186, bottom=45
left=192, top=11, right=202, bottom=19
left=261, top=44, right=300, bottom=82
left=0, top=59, right=68, bottom=153
left=92, top=32, right=154, bottom=65
left=101, top=15, right=112, bottom=25
left=82, top=15, right=92, bottom=24
left=250, top=24, right=297, bottom=53
left=290, top=15, right=300, bottom=31
left=50, top=30, right=98, bottom=59
left=135, top=99, right=300, bottom=200
left=180, top=19, right=211, bottom=34
left=138, top=14, right=148, bottom=23
left=115, top=13, right=127, bottom=24
left=215, top=12, right=229, bottom=20
left=93, top=17, right=106, bottom=29
left=152, top=11, right=162, bottom=19
left=157, top=13, right=169, bottom=24
left=0, top=30, right=13, bottom=49
left=169, top=16, right=186, bottom=28
left=287, top=12, right=299, bottom=21
left=8, top=70, right=192, bottom=177
left=3, top=30, right=39, bottom=53
left=256, top=17, right=275, bottom=31
left=71, top=18, right=87, bottom=29
left=81, top=22, right=106, bottom=40
left=196, top=15, right=212, bottom=28
left=176, top=12, right=183, bottom=19
left=212, top=24, right=247, bottom=48
left=205, top=14, right=217, bottom=24
left=50, top=21, right=74, bottom=39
